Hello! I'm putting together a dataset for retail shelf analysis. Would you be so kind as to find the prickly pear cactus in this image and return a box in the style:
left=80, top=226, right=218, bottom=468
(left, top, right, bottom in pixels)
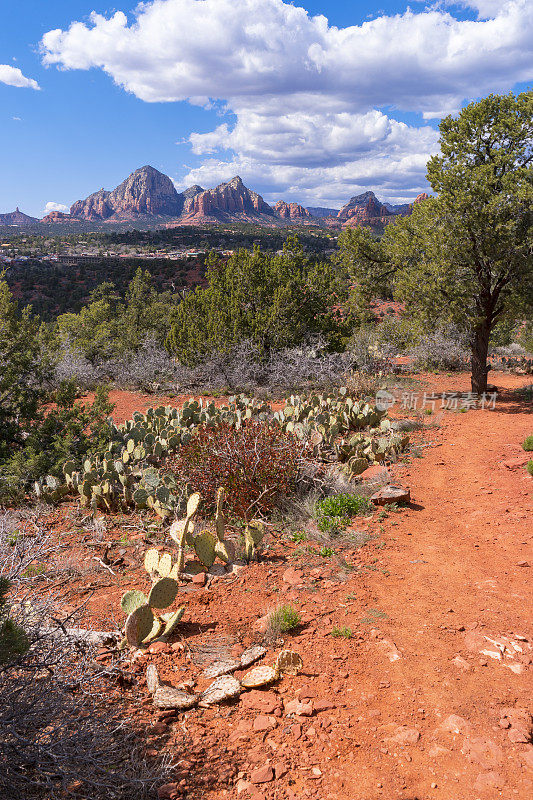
left=153, top=686, right=199, bottom=710
left=158, top=552, right=172, bottom=577
left=125, top=604, right=154, bottom=647
left=240, top=645, right=267, bottom=668
left=187, top=492, right=201, bottom=518
left=215, top=540, right=235, bottom=564
left=142, top=616, right=163, bottom=643
left=148, top=577, right=179, bottom=609
left=200, top=675, right=241, bottom=705
left=144, top=548, right=160, bottom=575
left=215, top=487, right=226, bottom=541
left=160, top=606, right=185, bottom=637
left=241, top=665, right=277, bottom=689
left=194, top=531, right=216, bottom=568
left=120, top=589, right=147, bottom=615
left=146, top=663, right=160, bottom=694
left=275, top=650, right=303, bottom=676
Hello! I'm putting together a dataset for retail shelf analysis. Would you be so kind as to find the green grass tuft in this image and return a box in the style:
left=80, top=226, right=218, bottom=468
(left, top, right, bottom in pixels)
left=315, top=493, right=373, bottom=535
left=331, top=626, right=353, bottom=639
left=266, top=604, right=301, bottom=636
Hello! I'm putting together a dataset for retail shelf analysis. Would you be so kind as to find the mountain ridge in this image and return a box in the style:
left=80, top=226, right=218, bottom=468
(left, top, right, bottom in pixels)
left=4, top=166, right=431, bottom=229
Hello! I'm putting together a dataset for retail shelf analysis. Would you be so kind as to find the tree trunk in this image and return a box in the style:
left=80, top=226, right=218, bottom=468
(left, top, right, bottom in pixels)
left=471, top=324, right=491, bottom=394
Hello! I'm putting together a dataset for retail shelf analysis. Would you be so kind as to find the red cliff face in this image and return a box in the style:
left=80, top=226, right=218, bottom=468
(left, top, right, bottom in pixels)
left=108, top=166, right=183, bottom=217
left=70, top=166, right=184, bottom=220
left=337, top=191, right=392, bottom=226
left=413, top=192, right=430, bottom=204
left=273, top=201, right=312, bottom=220
left=182, top=176, right=275, bottom=221
left=71, top=189, right=113, bottom=220
left=41, top=211, right=76, bottom=224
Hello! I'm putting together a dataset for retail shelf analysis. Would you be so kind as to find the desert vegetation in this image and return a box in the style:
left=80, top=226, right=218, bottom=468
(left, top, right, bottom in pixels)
left=1, top=91, right=532, bottom=799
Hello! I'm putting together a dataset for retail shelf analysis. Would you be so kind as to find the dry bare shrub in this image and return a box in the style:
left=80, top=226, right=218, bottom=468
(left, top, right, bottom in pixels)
left=0, top=512, right=173, bottom=800
left=406, top=326, right=469, bottom=371
left=344, top=369, right=387, bottom=399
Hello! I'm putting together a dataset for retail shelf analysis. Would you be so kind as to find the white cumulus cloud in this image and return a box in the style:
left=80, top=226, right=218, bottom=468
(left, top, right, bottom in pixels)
left=43, top=201, right=69, bottom=215
left=40, top=0, right=533, bottom=203
left=0, top=65, right=40, bottom=90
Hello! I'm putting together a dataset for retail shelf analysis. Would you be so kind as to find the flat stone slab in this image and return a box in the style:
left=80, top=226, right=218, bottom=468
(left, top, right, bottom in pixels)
left=371, top=485, right=411, bottom=506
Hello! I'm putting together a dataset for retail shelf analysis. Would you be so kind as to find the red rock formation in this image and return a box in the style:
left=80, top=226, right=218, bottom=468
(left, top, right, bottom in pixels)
left=182, top=176, right=275, bottom=222
left=337, top=191, right=392, bottom=225
left=273, top=201, right=312, bottom=220
left=0, top=207, right=39, bottom=226
left=70, top=188, right=113, bottom=220
left=108, top=166, right=183, bottom=217
left=41, top=211, right=76, bottom=224
left=70, top=166, right=185, bottom=220
left=413, top=192, right=430, bottom=204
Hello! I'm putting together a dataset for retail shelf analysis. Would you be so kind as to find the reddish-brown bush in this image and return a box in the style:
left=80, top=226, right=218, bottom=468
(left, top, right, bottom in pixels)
left=177, top=422, right=303, bottom=518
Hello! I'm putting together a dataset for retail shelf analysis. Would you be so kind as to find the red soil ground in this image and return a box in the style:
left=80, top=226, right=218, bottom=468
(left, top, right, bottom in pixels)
left=37, top=371, right=533, bottom=800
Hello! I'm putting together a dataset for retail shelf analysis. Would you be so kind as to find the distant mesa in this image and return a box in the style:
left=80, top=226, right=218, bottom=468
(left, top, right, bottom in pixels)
left=306, top=206, right=340, bottom=219
left=0, top=207, right=39, bottom=226
left=273, top=201, right=312, bottom=220
left=41, top=210, right=77, bottom=224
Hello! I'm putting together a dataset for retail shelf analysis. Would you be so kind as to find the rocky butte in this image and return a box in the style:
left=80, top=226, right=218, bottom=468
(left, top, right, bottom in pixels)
left=69, top=166, right=189, bottom=221
left=273, top=201, right=313, bottom=221
left=0, top=207, right=39, bottom=226
left=181, top=176, right=276, bottom=223
left=336, top=191, right=393, bottom=227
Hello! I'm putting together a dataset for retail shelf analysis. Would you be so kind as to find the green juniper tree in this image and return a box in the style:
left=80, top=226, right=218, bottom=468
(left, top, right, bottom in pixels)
left=167, top=235, right=351, bottom=365
left=0, top=278, right=47, bottom=460
left=340, top=91, right=533, bottom=393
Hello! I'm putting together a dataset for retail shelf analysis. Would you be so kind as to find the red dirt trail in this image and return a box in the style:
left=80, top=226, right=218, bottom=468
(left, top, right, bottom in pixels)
left=49, top=372, right=533, bottom=800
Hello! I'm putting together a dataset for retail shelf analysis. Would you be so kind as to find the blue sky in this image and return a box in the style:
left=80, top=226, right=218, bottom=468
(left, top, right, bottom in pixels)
left=1, top=0, right=531, bottom=217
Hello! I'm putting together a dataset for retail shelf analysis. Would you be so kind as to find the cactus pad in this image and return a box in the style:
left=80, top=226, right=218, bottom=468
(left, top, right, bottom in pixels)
left=153, top=686, right=199, bottom=710
left=275, top=650, right=303, bottom=676
left=161, top=606, right=185, bottom=637
left=169, top=519, right=186, bottom=544
left=200, top=675, right=241, bottom=705
left=246, top=520, right=265, bottom=545
left=186, top=492, right=201, bottom=518
left=148, top=577, right=179, bottom=609
left=240, top=645, right=267, bottom=668
left=194, top=531, right=216, bottom=568
left=120, top=589, right=147, bottom=615
left=142, top=616, right=163, bottom=643
left=125, top=605, right=154, bottom=647
left=144, top=548, right=160, bottom=575
left=146, top=663, right=160, bottom=694
left=348, top=457, right=368, bottom=476
left=215, top=540, right=235, bottom=564
left=158, top=552, right=172, bottom=577
left=241, top=665, right=277, bottom=689
left=201, top=659, right=241, bottom=679
left=133, top=487, right=149, bottom=507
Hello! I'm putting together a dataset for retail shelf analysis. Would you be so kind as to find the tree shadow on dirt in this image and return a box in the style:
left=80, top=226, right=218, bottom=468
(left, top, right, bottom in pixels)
left=492, top=385, right=533, bottom=415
